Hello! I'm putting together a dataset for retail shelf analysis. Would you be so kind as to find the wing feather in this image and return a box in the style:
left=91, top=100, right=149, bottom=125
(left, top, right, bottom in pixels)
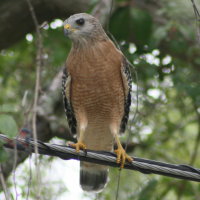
left=62, top=67, right=77, bottom=135
left=120, top=57, right=132, bottom=133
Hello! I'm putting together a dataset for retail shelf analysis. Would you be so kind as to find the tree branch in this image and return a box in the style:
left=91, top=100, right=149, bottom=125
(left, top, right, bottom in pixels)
left=91, top=0, right=113, bottom=27
left=0, top=0, right=90, bottom=50
left=0, top=165, right=10, bottom=200
left=0, top=69, right=71, bottom=185
left=26, top=0, right=42, bottom=163
left=25, top=0, right=44, bottom=197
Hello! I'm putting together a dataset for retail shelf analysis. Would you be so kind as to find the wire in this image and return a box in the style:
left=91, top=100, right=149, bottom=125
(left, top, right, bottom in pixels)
left=1, top=134, right=200, bottom=183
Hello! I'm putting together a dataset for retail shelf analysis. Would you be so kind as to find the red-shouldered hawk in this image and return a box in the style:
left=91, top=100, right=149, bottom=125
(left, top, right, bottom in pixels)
left=62, top=13, right=133, bottom=192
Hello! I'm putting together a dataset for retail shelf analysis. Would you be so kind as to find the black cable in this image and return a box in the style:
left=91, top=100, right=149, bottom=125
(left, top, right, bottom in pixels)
left=1, top=134, right=200, bottom=183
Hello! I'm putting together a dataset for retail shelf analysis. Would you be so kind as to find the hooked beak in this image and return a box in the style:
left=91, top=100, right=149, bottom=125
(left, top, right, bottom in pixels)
left=64, top=24, right=76, bottom=36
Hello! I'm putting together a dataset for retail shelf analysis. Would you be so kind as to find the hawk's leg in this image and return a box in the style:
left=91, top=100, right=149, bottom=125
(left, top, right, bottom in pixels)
left=70, top=129, right=86, bottom=152
left=114, top=135, right=133, bottom=168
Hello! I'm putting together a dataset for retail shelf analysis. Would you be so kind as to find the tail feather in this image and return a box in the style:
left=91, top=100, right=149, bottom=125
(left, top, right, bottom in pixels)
left=80, top=162, right=108, bottom=192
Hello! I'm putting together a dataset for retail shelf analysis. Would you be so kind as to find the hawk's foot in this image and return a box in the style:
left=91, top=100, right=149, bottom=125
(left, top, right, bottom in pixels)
left=70, top=141, right=86, bottom=152
left=114, top=147, right=133, bottom=168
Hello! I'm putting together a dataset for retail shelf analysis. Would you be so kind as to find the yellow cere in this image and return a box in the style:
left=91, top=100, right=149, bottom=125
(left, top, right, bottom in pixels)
left=64, top=24, right=71, bottom=29
left=64, top=24, right=77, bottom=32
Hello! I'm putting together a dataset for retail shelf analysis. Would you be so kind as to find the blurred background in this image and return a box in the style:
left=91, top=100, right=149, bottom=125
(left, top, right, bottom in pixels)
left=0, top=0, right=200, bottom=199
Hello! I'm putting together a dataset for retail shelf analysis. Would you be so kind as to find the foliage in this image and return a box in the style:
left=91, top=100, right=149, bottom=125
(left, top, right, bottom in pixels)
left=0, top=0, right=200, bottom=199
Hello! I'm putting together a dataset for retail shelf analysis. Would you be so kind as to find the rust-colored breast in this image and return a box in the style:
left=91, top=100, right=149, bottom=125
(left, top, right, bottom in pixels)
left=67, top=40, right=124, bottom=125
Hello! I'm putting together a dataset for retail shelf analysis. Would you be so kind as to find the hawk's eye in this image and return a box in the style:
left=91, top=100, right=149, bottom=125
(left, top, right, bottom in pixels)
left=76, top=18, right=85, bottom=26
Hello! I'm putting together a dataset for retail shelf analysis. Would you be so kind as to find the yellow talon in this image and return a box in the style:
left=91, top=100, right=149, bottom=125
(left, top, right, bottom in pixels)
left=70, top=141, right=86, bottom=152
left=114, top=147, right=133, bottom=168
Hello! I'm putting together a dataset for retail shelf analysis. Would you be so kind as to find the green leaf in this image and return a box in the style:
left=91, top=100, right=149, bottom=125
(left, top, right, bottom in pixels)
left=0, top=146, right=8, bottom=162
left=0, top=114, right=18, bottom=137
left=109, top=7, right=131, bottom=41
left=130, top=8, right=153, bottom=48
left=110, top=7, right=153, bottom=50
left=0, top=104, right=16, bottom=113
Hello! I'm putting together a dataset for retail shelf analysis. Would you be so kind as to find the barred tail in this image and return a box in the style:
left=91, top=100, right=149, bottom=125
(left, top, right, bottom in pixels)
left=80, top=162, right=108, bottom=193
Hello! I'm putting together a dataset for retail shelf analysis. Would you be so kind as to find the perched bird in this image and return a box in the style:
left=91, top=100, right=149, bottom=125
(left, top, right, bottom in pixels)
left=19, top=128, right=32, bottom=141
left=62, top=13, right=133, bottom=192
left=4, top=128, right=32, bottom=150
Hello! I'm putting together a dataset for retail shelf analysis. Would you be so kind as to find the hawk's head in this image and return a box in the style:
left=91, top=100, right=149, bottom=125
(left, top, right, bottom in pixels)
left=63, top=13, right=107, bottom=44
